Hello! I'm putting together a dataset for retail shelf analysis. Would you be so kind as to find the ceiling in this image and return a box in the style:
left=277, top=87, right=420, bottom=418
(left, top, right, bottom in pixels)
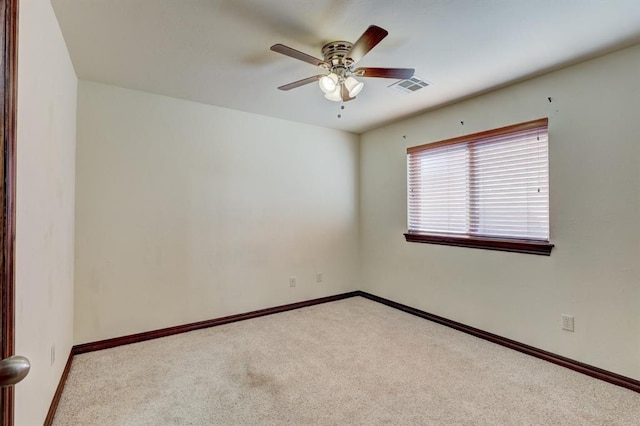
left=51, top=0, right=640, bottom=134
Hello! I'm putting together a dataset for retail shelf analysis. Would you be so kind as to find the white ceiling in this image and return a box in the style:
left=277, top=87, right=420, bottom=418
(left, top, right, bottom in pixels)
left=51, top=0, right=640, bottom=134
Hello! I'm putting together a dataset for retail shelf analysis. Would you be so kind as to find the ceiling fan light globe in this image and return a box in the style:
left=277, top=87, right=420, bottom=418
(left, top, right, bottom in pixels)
left=345, top=76, right=364, bottom=97
left=324, top=85, right=342, bottom=102
left=319, top=73, right=338, bottom=93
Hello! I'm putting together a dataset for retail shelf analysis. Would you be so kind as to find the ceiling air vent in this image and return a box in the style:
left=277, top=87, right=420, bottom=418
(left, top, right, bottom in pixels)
left=388, top=76, right=430, bottom=94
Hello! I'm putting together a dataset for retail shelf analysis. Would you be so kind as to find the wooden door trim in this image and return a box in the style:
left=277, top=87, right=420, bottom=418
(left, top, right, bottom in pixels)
left=1, top=0, right=18, bottom=424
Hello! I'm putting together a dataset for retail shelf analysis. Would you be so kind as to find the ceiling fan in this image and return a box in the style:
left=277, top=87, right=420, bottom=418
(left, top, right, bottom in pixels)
left=270, top=25, right=414, bottom=102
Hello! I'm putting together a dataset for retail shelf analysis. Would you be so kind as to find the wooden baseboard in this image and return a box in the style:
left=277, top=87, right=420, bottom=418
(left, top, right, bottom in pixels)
left=43, top=350, right=74, bottom=426
left=45, top=289, right=639, bottom=423
left=73, top=291, right=360, bottom=354
left=45, top=291, right=359, bottom=423
left=358, top=291, right=640, bottom=393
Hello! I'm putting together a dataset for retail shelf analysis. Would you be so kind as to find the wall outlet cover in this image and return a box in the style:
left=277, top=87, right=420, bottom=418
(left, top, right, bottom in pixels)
left=561, top=314, right=574, bottom=332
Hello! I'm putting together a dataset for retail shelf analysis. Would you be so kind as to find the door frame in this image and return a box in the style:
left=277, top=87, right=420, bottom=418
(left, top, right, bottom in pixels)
left=1, top=0, right=18, bottom=424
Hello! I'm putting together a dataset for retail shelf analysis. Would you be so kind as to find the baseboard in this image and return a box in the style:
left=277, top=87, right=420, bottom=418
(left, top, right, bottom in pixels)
left=45, top=289, right=639, bottom=423
left=45, top=291, right=359, bottom=423
left=73, top=291, right=360, bottom=354
left=358, top=291, right=640, bottom=393
left=43, top=350, right=74, bottom=426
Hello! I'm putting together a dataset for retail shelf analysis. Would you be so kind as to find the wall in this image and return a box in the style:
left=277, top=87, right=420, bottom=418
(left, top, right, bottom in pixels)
left=360, top=44, right=640, bottom=380
left=15, top=0, right=77, bottom=424
left=74, top=81, right=360, bottom=344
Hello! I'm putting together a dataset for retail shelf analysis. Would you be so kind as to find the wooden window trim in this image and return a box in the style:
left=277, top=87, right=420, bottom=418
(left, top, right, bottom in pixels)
left=406, top=117, right=552, bottom=255
left=404, top=232, right=554, bottom=256
left=406, top=118, right=548, bottom=154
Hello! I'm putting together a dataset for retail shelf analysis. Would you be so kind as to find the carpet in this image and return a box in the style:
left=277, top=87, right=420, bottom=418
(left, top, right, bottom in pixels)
left=53, top=297, right=640, bottom=425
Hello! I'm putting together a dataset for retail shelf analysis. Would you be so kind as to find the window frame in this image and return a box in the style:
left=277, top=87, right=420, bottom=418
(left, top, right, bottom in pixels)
left=404, top=118, right=554, bottom=256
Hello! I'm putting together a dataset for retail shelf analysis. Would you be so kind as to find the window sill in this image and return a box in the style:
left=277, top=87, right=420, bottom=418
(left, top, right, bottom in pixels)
left=404, top=232, right=554, bottom=256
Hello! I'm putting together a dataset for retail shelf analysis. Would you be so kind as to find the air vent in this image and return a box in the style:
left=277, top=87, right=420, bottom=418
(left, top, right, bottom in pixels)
left=388, top=76, right=430, bottom=94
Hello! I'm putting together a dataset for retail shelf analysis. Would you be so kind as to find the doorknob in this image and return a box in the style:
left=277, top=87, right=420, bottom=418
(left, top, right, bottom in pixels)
left=0, top=356, right=30, bottom=387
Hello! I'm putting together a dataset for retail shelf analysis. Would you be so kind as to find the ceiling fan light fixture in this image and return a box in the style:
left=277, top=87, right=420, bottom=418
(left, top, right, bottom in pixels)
left=271, top=25, right=411, bottom=105
left=345, top=76, right=364, bottom=97
left=319, top=73, right=338, bottom=93
left=324, top=84, right=343, bottom=102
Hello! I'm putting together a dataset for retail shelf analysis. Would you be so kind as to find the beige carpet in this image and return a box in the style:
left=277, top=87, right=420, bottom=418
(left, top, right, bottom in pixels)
left=53, top=297, right=639, bottom=425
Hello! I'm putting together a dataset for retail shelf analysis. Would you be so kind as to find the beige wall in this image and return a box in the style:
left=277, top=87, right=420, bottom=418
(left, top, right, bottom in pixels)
left=74, top=81, right=360, bottom=344
left=360, top=44, right=640, bottom=380
left=16, top=8, right=638, bottom=421
left=15, top=0, right=77, bottom=424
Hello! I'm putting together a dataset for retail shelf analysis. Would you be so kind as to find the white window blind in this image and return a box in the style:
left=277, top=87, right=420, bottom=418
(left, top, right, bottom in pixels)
left=407, top=118, right=549, bottom=242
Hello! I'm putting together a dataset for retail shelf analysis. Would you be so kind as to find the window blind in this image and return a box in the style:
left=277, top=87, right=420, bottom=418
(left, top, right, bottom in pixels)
left=407, top=118, right=549, bottom=242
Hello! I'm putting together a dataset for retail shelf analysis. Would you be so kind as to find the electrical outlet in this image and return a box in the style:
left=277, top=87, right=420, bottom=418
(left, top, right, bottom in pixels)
left=289, top=277, right=296, bottom=287
left=561, top=314, right=574, bottom=332
left=316, top=272, right=323, bottom=283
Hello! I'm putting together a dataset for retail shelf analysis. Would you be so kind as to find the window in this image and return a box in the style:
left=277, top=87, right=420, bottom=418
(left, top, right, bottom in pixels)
left=405, top=118, right=553, bottom=255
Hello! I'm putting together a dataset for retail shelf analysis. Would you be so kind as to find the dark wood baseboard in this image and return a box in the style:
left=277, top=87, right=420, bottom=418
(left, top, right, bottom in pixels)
left=73, top=291, right=360, bottom=354
left=45, top=289, right=639, bottom=423
left=45, top=292, right=359, bottom=423
left=43, top=350, right=74, bottom=426
left=358, top=291, right=640, bottom=393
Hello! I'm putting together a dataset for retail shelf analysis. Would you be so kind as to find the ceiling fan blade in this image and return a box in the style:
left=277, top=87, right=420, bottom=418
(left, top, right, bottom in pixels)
left=270, top=44, right=327, bottom=68
left=354, top=67, right=415, bottom=79
left=340, top=83, right=355, bottom=102
left=346, top=25, right=389, bottom=64
left=277, top=75, right=323, bottom=91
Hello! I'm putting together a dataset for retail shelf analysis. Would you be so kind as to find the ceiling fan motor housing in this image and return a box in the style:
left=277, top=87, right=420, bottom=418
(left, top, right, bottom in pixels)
left=321, top=41, right=354, bottom=74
